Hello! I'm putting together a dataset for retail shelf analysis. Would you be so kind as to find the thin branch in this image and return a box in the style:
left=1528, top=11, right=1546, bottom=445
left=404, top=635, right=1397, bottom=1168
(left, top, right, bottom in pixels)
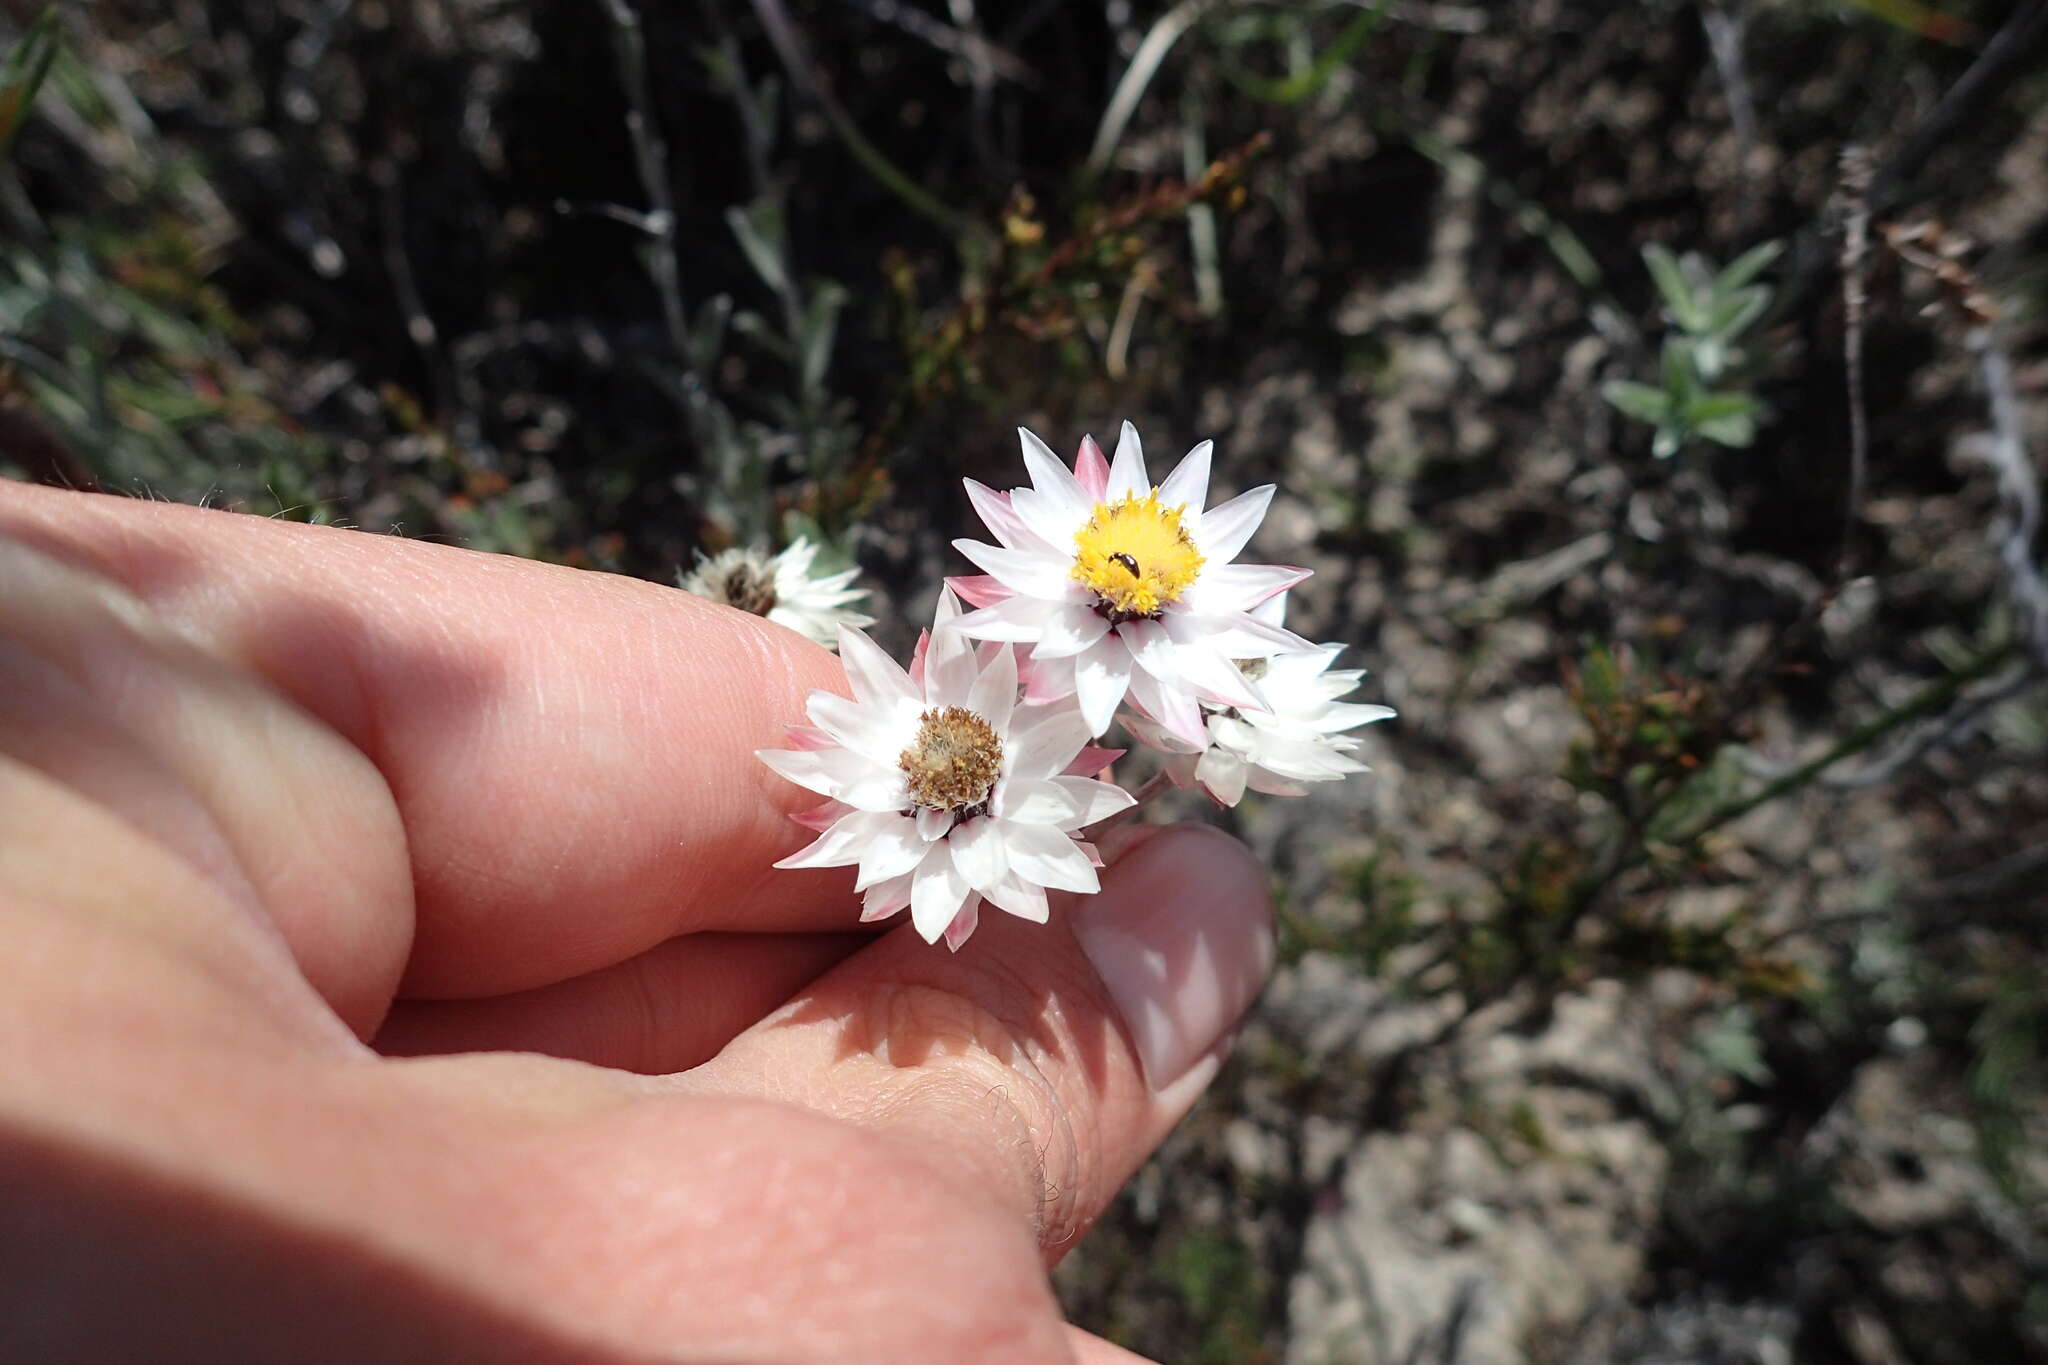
left=598, top=0, right=699, bottom=380
left=1836, top=146, right=1874, bottom=582
left=1082, top=0, right=1218, bottom=184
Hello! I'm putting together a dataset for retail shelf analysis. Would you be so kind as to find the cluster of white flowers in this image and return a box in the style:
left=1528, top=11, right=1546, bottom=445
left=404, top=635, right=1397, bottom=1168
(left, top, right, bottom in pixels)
left=746, top=424, right=1393, bottom=949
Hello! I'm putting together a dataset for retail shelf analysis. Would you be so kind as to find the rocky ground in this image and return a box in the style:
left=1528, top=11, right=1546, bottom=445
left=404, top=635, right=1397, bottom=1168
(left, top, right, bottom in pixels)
left=9, top=2, right=2046, bottom=1360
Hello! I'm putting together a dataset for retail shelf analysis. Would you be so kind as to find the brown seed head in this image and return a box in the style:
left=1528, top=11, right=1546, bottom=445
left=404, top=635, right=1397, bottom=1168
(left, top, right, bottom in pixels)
left=899, top=706, right=1003, bottom=811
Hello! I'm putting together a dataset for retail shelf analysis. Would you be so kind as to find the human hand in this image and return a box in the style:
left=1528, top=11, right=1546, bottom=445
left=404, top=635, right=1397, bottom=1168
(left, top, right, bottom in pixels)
left=0, top=482, right=1274, bottom=1363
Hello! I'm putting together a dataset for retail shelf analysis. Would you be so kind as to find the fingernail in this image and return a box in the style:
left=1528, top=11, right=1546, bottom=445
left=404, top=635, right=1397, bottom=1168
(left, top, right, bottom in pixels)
left=1073, top=824, right=1275, bottom=1090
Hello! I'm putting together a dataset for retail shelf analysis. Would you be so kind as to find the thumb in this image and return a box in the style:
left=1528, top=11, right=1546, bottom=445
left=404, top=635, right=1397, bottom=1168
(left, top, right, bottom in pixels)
left=681, top=822, right=1275, bottom=1256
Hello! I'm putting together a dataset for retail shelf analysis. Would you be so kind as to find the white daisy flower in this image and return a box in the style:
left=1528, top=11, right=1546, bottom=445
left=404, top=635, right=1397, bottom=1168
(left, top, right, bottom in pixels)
left=756, top=591, right=1135, bottom=949
left=1123, top=598, right=1395, bottom=807
left=679, top=537, right=873, bottom=649
left=946, top=422, right=1315, bottom=744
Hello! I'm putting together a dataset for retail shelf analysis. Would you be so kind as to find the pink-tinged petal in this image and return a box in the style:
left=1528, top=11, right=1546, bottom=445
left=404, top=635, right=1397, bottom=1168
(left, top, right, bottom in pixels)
left=1048, top=776, right=1137, bottom=830
left=791, top=800, right=848, bottom=832
left=951, top=538, right=1074, bottom=599
left=967, top=639, right=1018, bottom=737
left=759, top=746, right=908, bottom=810
left=915, top=806, right=952, bottom=841
left=1022, top=651, right=1076, bottom=704
left=910, top=841, right=970, bottom=942
left=964, top=478, right=1054, bottom=552
left=773, top=808, right=886, bottom=869
left=1246, top=771, right=1311, bottom=797
left=1019, top=427, right=1091, bottom=525
left=908, top=629, right=930, bottom=689
left=1182, top=563, right=1311, bottom=615
left=1032, top=602, right=1112, bottom=659
left=942, top=895, right=983, bottom=951
left=1170, top=646, right=1267, bottom=713
left=925, top=589, right=979, bottom=707
left=837, top=626, right=920, bottom=709
left=1062, top=745, right=1124, bottom=777
left=1158, top=439, right=1213, bottom=518
left=993, top=777, right=1084, bottom=825
left=1189, top=484, right=1274, bottom=563
left=861, top=872, right=914, bottom=922
left=1006, top=701, right=1092, bottom=780
left=1073, top=633, right=1134, bottom=736
left=1118, top=708, right=1198, bottom=756
left=855, top=817, right=930, bottom=889
left=948, top=814, right=1008, bottom=891
left=1196, top=745, right=1250, bottom=807
left=1164, top=609, right=1316, bottom=660
left=785, top=724, right=835, bottom=751
left=1075, top=840, right=1105, bottom=868
left=1075, top=433, right=1110, bottom=501
left=997, top=819, right=1100, bottom=894
left=979, top=872, right=1049, bottom=925
left=1107, top=420, right=1149, bottom=500
left=953, top=595, right=1056, bottom=644
left=947, top=574, right=1013, bottom=610
left=809, top=690, right=914, bottom=766
left=1126, top=667, right=1210, bottom=748
left=1118, top=617, right=1179, bottom=683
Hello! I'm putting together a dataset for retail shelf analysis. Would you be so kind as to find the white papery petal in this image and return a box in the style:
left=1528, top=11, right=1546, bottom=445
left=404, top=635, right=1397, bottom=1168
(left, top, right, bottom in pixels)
left=953, top=595, right=1058, bottom=643
left=1118, top=708, right=1202, bottom=756
left=1320, top=702, right=1399, bottom=732
left=1181, top=563, right=1311, bottom=616
left=1011, top=485, right=1090, bottom=552
left=861, top=872, right=914, bottom=922
left=997, top=819, right=1100, bottom=894
left=774, top=809, right=893, bottom=869
left=910, top=841, right=970, bottom=942
left=948, top=815, right=1009, bottom=891
left=979, top=872, right=1050, bottom=924
left=925, top=595, right=980, bottom=708
left=837, top=627, right=920, bottom=709
left=951, top=538, right=1075, bottom=598
left=1033, top=603, right=1111, bottom=659
left=994, top=777, right=1084, bottom=825
left=807, top=690, right=916, bottom=766
left=1072, top=634, right=1133, bottom=736
left=854, top=817, right=930, bottom=889
left=1165, top=609, right=1315, bottom=661
left=1190, top=484, right=1274, bottom=563
left=1006, top=702, right=1092, bottom=779
left=964, top=479, right=1054, bottom=552
left=942, top=896, right=983, bottom=951
left=1048, top=776, right=1137, bottom=830
left=1119, top=617, right=1179, bottom=682
left=1157, top=440, right=1213, bottom=518
left=1125, top=666, right=1208, bottom=747
left=1196, top=745, right=1250, bottom=806
left=758, top=747, right=908, bottom=811
left=1107, top=420, right=1150, bottom=500
left=916, top=806, right=953, bottom=841
left=1169, top=645, right=1266, bottom=711
left=1019, top=428, right=1092, bottom=526
left=966, top=641, right=1017, bottom=738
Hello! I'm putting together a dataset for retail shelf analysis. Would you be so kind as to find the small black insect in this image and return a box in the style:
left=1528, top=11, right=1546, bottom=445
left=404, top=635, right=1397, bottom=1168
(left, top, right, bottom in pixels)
left=1109, top=552, right=1140, bottom=577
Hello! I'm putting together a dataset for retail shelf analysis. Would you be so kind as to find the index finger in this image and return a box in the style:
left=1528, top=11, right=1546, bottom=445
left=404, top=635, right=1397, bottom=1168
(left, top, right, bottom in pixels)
left=0, top=482, right=861, bottom=997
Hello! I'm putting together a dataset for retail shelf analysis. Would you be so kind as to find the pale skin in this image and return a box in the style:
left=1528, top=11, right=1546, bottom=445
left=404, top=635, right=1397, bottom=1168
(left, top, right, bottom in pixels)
left=0, top=481, right=1274, bottom=1363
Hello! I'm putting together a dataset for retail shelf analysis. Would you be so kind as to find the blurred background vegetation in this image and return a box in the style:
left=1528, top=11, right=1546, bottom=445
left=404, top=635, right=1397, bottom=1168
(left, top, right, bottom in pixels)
left=4, top=1, right=2045, bottom=1360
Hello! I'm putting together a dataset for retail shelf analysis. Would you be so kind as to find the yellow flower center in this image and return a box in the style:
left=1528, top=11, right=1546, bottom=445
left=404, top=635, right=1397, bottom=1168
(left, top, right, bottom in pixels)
left=899, top=706, right=1003, bottom=811
left=1070, top=492, right=1205, bottom=620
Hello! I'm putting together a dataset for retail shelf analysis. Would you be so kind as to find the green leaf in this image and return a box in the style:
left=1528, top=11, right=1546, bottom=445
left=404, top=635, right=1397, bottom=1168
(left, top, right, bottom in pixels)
left=1602, top=379, right=1671, bottom=424
left=1706, top=286, right=1769, bottom=342
left=1697, top=412, right=1759, bottom=447
left=1642, top=243, right=1705, bottom=332
left=725, top=201, right=789, bottom=298
left=1713, top=239, right=1784, bottom=296
left=1661, top=337, right=1700, bottom=405
left=0, top=9, right=62, bottom=161
left=1684, top=391, right=1762, bottom=423
left=798, top=282, right=848, bottom=395
left=690, top=294, right=733, bottom=368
